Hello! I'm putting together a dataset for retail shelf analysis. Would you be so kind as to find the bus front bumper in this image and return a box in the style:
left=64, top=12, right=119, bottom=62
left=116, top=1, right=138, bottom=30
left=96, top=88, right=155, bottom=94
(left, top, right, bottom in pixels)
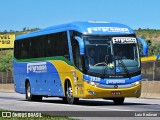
left=81, top=82, right=141, bottom=98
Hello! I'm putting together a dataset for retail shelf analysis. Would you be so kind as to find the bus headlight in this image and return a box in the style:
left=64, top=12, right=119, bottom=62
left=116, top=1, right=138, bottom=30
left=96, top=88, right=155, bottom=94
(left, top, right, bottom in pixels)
left=86, top=81, right=99, bottom=86
left=131, top=81, right=141, bottom=86
left=90, top=81, right=97, bottom=86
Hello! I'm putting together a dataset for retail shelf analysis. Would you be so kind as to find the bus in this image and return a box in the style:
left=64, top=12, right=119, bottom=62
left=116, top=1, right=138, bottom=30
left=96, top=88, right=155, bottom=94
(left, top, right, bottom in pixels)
left=13, top=21, right=148, bottom=104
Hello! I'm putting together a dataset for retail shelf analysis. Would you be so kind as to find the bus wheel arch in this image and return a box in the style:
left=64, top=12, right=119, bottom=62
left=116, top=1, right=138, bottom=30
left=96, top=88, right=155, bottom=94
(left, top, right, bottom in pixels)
left=25, top=79, right=42, bottom=102
left=63, top=79, right=79, bottom=104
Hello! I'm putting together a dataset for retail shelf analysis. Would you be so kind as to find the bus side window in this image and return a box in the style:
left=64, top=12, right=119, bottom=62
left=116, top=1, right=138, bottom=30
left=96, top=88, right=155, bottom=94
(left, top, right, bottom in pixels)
left=29, top=41, right=33, bottom=58
left=46, top=39, right=51, bottom=57
left=20, top=42, right=24, bottom=58
left=19, top=40, right=28, bottom=59
left=61, top=32, right=69, bottom=59
left=71, top=39, right=82, bottom=71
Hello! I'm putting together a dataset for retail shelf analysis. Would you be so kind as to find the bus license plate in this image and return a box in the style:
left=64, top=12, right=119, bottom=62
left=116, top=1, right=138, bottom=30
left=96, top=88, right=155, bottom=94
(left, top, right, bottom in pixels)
left=111, top=91, right=121, bottom=95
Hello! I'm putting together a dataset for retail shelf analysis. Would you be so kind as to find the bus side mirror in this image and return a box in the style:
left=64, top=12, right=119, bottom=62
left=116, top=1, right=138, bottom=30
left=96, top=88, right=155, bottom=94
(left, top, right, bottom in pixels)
left=137, top=38, right=148, bottom=56
left=74, top=36, right=84, bottom=55
left=156, top=54, right=160, bottom=60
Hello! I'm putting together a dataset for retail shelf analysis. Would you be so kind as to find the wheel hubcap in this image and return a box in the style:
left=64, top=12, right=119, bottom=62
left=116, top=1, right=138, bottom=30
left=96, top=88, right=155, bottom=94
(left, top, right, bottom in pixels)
left=27, top=85, right=31, bottom=98
left=67, top=87, right=72, bottom=98
left=67, top=86, right=74, bottom=103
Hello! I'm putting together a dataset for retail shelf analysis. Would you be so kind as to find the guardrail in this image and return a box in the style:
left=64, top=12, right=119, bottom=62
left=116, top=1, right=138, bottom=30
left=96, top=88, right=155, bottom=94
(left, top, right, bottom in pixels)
left=0, top=72, right=13, bottom=84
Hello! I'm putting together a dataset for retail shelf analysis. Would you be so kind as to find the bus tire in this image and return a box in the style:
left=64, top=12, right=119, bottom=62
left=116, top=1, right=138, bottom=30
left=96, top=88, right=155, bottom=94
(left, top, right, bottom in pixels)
left=62, top=97, right=67, bottom=103
left=26, top=82, right=42, bottom=102
left=65, top=81, right=79, bottom=104
left=113, top=97, right=125, bottom=105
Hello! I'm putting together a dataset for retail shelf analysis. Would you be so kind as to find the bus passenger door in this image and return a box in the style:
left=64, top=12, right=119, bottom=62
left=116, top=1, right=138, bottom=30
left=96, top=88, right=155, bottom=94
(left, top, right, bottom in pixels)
left=71, top=38, right=84, bottom=97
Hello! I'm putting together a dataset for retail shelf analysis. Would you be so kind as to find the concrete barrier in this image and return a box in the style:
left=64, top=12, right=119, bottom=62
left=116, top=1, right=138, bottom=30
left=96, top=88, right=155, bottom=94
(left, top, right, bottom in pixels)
left=0, top=84, right=14, bottom=92
left=0, top=82, right=160, bottom=99
left=141, top=81, right=160, bottom=99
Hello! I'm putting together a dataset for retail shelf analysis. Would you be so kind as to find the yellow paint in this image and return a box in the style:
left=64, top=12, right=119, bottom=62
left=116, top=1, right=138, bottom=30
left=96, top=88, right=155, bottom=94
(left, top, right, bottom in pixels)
left=83, top=82, right=141, bottom=98
left=141, top=56, right=156, bottom=62
left=0, top=34, right=15, bottom=48
left=49, top=60, right=141, bottom=98
left=49, top=60, right=75, bottom=94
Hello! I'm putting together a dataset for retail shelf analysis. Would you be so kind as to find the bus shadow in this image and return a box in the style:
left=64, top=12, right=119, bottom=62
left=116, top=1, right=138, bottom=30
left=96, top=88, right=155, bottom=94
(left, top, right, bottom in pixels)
left=39, top=99, right=155, bottom=106
left=78, top=100, right=153, bottom=106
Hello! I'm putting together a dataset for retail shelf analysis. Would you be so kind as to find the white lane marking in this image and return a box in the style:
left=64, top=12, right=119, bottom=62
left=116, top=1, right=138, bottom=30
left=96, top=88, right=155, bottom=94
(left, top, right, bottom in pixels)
left=55, top=103, right=133, bottom=111
left=0, top=99, right=132, bottom=111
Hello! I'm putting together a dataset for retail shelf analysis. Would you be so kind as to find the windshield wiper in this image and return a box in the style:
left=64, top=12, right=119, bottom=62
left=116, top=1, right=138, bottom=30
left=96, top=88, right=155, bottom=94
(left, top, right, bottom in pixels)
left=101, top=64, right=108, bottom=78
left=117, top=58, right=131, bottom=78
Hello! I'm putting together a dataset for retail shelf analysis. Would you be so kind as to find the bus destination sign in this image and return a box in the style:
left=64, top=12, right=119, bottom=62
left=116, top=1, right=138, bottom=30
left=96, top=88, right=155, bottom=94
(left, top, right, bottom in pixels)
left=112, top=37, right=137, bottom=44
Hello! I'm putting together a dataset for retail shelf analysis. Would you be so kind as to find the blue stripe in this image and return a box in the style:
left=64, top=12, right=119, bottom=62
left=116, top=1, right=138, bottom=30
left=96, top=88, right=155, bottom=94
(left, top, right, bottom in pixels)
left=83, top=74, right=142, bottom=85
left=13, top=60, right=64, bottom=96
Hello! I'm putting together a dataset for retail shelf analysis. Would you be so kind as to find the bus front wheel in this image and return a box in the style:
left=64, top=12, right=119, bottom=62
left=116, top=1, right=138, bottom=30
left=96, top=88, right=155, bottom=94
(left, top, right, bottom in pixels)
left=113, top=97, right=125, bottom=105
left=26, top=82, right=42, bottom=102
left=65, top=81, right=79, bottom=104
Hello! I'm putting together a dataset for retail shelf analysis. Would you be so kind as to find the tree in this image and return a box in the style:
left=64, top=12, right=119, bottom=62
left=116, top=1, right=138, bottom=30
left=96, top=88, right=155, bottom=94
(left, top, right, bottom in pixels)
left=0, top=50, right=13, bottom=72
left=23, top=27, right=27, bottom=32
left=3, top=30, right=7, bottom=33
left=138, top=28, right=142, bottom=31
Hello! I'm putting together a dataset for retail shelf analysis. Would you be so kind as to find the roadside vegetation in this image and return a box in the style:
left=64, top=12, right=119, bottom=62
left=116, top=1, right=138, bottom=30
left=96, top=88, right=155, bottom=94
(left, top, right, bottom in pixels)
left=135, top=29, right=160, bottom=56
left=0, top=28, right=160, bottom=72
left=0, top=50, right=13, bottom=72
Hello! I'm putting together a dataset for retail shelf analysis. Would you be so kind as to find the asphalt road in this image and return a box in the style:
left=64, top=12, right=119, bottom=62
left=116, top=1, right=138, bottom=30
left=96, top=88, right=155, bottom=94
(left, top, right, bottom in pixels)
left=0, top=92, right=160, bottom=120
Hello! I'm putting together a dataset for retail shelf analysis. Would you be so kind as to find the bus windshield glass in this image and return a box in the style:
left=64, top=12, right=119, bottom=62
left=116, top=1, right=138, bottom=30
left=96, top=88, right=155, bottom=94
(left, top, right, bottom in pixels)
left=83, top=36, right=114, bottom=76
left=83, top=36, right=140, bottom=77
left=113, top=37, right=140, bottom=68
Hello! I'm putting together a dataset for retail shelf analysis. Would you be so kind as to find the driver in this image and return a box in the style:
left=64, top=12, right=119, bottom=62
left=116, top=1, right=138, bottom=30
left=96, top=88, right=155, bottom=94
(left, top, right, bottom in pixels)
left=88, top=48, right=96, bottom=66
left=115, top=51, right=126, bottom=60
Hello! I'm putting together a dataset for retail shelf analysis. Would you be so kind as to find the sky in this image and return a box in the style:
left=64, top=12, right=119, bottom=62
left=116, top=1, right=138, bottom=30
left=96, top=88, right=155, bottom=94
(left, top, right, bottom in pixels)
left=0, top=0, right=160, bottom=31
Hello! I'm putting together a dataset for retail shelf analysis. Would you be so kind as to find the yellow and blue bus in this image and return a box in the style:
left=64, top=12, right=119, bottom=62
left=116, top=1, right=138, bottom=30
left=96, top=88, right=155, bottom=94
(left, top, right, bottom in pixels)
left=13, top=21, right=148, bottom=104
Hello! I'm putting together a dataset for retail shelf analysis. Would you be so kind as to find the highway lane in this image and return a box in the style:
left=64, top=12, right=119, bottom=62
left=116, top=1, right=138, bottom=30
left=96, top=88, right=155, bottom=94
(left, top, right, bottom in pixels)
left=0, top=92, right=160, bottom=119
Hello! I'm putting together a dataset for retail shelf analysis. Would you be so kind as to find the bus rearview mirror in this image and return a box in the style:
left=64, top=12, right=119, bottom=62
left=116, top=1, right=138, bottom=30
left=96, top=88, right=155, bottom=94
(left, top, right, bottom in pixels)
left=74, top=36, right=84, bottom=55
left=137, top=38, right=148, bottom=56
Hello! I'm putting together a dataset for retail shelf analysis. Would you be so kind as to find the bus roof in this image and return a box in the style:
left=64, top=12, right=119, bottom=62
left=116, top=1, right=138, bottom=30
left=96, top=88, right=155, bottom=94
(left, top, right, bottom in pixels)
left=16, top=21, right=135, bottom=40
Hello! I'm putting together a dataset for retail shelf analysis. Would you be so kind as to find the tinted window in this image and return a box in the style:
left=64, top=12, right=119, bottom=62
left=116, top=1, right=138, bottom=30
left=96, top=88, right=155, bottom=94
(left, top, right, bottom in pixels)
left=14, top=32, right=69, bottom=59
left=70, top=31, right=82, bottom=70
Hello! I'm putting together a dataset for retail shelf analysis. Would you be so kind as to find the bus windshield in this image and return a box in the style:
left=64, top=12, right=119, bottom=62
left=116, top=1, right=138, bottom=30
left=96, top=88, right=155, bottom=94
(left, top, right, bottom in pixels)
left=83, top=36, right=140, bottom=77
left=113, top=37, right=140, bottom=68
left=83, top=36, right=114, bottom=77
